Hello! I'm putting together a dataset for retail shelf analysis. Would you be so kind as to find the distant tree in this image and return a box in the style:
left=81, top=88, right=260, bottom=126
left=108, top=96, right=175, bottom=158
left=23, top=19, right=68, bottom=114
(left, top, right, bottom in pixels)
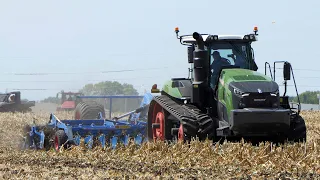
left=40, top=81, right=141, bottom=113
left=288, top=96, right=295, bottom=102
left=80, top=81, right=138, bottom=96
left=41, top=96, right=59, bottom=104
left=292, top=91, right=320, bottom=104
left=79, top=81, right=140, bottom=113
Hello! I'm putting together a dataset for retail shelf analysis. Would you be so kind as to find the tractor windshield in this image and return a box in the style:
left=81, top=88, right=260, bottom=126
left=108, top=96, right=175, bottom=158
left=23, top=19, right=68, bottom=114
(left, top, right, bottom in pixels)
left=64, top=94, right=77, bottom=101
left=208, top=42, right=257, bottom=88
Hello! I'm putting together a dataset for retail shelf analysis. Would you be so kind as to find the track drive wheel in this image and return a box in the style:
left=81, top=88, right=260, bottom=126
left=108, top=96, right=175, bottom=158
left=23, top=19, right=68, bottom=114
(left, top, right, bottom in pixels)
left=147, top=101, right=172, bottom=142
left=178, top=124, right=184, bottom=141
left=54, top=130, right=68, bottom=152
left=288, top=114, right=307, bottom=143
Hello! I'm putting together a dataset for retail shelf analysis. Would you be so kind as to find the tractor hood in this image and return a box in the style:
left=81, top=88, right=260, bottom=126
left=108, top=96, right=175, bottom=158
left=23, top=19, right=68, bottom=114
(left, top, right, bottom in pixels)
left=223, top=69, right=272, bottom=82
left=229, top=81, right=279, bottom=94
left=60, top=101, right=76, bottom=109
left=221, top=69, right=279, bottom=94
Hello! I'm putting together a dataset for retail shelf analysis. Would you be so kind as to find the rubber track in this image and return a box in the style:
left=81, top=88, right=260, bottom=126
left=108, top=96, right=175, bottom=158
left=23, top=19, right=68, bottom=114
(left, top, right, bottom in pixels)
left=153, top=95, right=215, bottom=139
left=288, top=114, right=307, bottom=142
left=184, top=104, right=216, bottom=140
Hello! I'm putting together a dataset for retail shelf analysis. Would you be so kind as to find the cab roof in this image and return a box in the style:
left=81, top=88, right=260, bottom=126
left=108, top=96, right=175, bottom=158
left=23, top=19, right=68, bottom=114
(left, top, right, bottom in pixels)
left=180, top=34, right=257, bottom=46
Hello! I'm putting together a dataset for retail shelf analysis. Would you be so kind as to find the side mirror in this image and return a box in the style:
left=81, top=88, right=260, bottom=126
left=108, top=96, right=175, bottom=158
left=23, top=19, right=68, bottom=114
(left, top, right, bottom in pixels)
left=187, top=46, right=194, bottom=63
left=283, top=62, right=291, bottom=80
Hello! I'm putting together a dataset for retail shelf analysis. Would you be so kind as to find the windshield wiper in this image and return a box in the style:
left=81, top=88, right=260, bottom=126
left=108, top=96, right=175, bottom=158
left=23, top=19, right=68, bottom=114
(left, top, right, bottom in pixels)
left=227, top=42, right=249, bottom=62
left=227, top=42, right=257, bottom=70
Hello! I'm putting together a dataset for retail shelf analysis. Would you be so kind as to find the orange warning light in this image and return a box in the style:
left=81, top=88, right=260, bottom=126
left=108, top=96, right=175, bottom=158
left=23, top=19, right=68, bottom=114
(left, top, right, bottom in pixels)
left=254, top=26, right=258, bottom=31
left=151, top=84, right=160, bottom=93
left=152, top=84, right=157, bottom=89
left=175, top=27, right=179, bottom=32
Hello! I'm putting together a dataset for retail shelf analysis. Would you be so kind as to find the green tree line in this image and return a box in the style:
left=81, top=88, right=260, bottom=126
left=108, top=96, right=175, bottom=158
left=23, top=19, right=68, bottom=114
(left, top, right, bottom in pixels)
left=291, top=91, right=320, bottom=104
left=41, top=81, right=142, bottom=112
left=41, top=81, right=320, bottom=109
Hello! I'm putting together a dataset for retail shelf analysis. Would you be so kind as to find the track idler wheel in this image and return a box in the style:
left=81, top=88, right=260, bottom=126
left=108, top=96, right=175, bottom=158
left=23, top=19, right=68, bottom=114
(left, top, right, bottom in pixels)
left=178, top=124, right=184, bottom=142
left=171, top=123, right=191, bottom=143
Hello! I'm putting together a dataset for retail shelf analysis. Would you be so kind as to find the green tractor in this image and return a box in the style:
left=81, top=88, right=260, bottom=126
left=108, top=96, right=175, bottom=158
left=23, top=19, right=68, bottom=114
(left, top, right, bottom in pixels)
left=147, top=27, right=306, bottom=144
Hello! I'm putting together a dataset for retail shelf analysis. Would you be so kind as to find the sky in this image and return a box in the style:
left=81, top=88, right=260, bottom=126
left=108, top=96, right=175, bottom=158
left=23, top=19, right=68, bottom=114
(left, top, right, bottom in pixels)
left=0, top=0, right=319, bottom=101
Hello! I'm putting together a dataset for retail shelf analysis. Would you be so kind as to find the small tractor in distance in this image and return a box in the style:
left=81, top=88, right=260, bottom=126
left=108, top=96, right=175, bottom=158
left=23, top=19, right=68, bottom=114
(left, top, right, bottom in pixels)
left=56, top=91, right=84, bottom=112
left=0, top=91, right=35, bottom=113
left=147, top=27, right=306, bottom=144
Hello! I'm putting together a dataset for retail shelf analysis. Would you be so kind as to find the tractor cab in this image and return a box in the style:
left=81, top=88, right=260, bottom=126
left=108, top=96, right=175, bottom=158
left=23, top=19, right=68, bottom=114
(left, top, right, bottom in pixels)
left=175, top=27, right=259, bottom=89
left=56, top=91, right=84, bottom=111
left=0, top=91, right=21, bottom=104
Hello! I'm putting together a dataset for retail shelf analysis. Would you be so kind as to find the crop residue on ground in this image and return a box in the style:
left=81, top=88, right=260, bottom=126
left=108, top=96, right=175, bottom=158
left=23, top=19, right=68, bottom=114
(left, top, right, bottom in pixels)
left=0, top=111, right=320, bottom=179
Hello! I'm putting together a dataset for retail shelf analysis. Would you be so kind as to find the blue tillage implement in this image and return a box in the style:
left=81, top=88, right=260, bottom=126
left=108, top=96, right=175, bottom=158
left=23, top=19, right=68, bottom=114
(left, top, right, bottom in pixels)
left=21, top=93, right=156, bottom=151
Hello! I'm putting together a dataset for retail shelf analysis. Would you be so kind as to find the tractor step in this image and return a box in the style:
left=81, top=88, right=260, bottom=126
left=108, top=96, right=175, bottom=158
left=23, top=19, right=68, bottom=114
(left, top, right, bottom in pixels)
left=216, top=126, right=231, bottom=136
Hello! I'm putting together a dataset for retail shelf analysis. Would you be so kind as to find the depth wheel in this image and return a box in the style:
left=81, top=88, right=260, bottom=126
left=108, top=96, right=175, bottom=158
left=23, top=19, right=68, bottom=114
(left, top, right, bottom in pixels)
left=54, top=130, right=68, bottom=152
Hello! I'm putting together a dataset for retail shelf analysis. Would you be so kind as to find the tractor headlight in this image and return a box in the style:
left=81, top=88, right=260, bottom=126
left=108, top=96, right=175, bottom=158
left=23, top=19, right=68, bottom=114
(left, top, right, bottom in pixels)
left=206, top=35, right=219, bottom=41
left=270, top=89, right=279, bottom=96
left=243, top=34, right=256, bottom=40
left=229, top=85, right=245, bottom=97
left=233, top=88, right=244, bottom=96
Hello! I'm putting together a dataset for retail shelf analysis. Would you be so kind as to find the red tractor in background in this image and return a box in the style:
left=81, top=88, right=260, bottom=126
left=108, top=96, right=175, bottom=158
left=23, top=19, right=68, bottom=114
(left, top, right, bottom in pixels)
left=56, top=91, right=84, bottom=111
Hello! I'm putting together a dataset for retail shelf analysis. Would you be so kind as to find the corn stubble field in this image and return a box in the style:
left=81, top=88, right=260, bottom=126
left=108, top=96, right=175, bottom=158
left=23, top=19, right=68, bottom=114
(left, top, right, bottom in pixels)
left=0, top=111, right=320, bottom=179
